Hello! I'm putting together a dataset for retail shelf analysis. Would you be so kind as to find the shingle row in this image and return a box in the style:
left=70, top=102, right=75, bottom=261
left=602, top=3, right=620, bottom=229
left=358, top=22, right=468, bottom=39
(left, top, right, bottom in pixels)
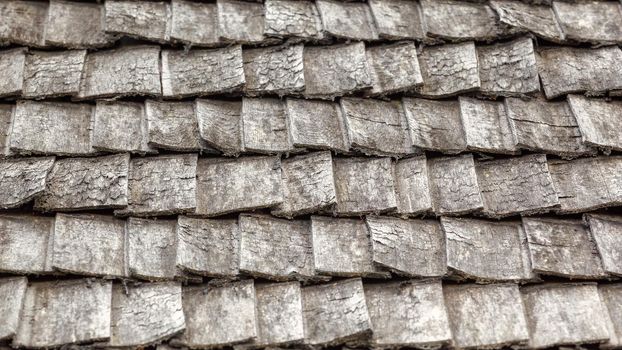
left=1, top=277, right=621, bottom=349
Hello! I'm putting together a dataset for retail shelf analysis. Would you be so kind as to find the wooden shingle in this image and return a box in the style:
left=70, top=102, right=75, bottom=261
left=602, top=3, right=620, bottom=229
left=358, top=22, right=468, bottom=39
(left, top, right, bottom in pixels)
left=523, top=217, right=606, bottom=279
left=127, top=218, right=178, bottom=281
left=161, top=46, right=245, bottom=98
left=146, top=100, right=206, bottom=152
left=0, top=215, right=54, bottom=274
left=316, top=0, right=378, bottom=41
left=365, top=280, right=451, bottom=348
left=217, top=0, right=266, bottom=44
left=459, top=97, right=518, bottom=155
left=243, top=44, right=305, bottom=96
left=0, top=1, right=47, bottom=47
left=393, top=156, right=432, bottom=215
left=521, top=283, right=610, bottom=348
left=241, top=98, right=294, bottom=154
left=285, top=98, right=349, bottom=152
left=567, top=95, right=622, bottom=152
left=0, top=105, right=10, bottom=157
left=552, top=1, right=622, bottom=45
left=0, top=48, right=26, bottom=97
left=368, top=0, right=425, bottom=40
left=170, top=0, right=219, bottom=47
left=195, top=99, right=243, bottom=156
left=93, top=101, right=155, bottom=154
left=489, top=0, right=564, bottom=42
left=427, top=154, right=483, bottom=216
left=301, top=278, right=371, bottom=346
left=0, top=157, right=55, bottom=209
left=44, top=1, right=112, bottom=48
left=599, top=284, right=622, bottom=348
left=366, top=216, right=446, bottom=277
left=0, top=277, right=27, bottom=341
left=264, top=0, right=324, bottom=41
left=104, top=0, right=170, bottom=42
left=584, top=214, right=622, bottom=276
left=476, top=154, right=560, bottom=218
left=253, top=282, right=304, bottom=347
left=417, top=42, right=480, bottom=98
left=366, top=42, right=423, bottom=96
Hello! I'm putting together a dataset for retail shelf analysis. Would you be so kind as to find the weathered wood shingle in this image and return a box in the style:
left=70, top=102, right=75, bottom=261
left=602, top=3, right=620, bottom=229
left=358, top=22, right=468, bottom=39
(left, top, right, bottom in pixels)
left=145, top=100, right=206, bottom=152
left=217, top=0, right=267, bottom=45
left=552, top=1, right=622, bottom=45
left=567, top=95, right=622, bottom=152
left=584, top=214, right=622, bottom=277
left=0, top=1, right=47, bottom=47
left=417, top=42, right=480, bottom=98
left=93, top=101, right=155, bottom=154
left=459, top=97, right=518, bottom=155
left=285, top=98, right=349, bottom=152
left=489, top=0, right=564, bottom=42
left=195, top=99, right=243, bottom=156
left=253, top=282, right=304, bottom=347
left=599, top=284, right=622, bottom=348
left=170, top=0, right=218, bottom=47
left=0, top=215, right=54, bottom=274
left=368, top=0, right=425, bottom=40
left=427, top=154, right=483, bottom=216
left=0, top=48, right=26, bottom=97
left=316, top=0, right=378, bottom=41
left=45, top=0, right=112, bottom=48
left=366, top=42, right=423, bottom=96
left=264, top=0, right=324, bottom=41
left=127, top=218, right=178, bottom=281
left=0, top=277, right=27, bottom=341
left=241, top=98, right=294, bottom=154
left=0, top=156, right=55, bottom=209
left=0, top=105, right=11, bottom=157
left=243, top=44, right=304, bottom=96
left=393, top=156, right=432, bottom=215
left=104, top=0, right=170, bottom=43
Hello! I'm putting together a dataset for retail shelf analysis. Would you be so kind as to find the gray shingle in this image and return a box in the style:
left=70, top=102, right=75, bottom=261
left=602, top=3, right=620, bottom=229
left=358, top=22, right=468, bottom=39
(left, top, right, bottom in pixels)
left=316, top=0, right=378, bottom=41
left=366, top=42, right=423, bottom=96
left=552, top=1, right=622, bottom=45
left=417, top=42, right=480, bottom=98
left=0, top=48, right=26, bottom=97
left=264, top=0, right=324, bottom=41
left=104, top=0, right=171, bottom=42
left=45, top=1, right=113, bottom=48
left=253, top=282, right=305, bottom=347
left=285, top=98, right=349, bottom=152
left=584, top=214, right=622, bottom=277
left=489, top=0, right=564, bottom=42
left=93, top=101, right=155, bottom=154
left=427, top=154, right=483, bottom=216
left=0, top=1, right=47, bottom=47
left=567, top=95, right=622, bottom=152
left=195, top=99, right=243, bottom=156
left=243, top=44, right=305, bottom=96
left=459, top=97, right=518, bottom=155
left=599, top=284, right=622, bottom=348
left=0, top=157, right=55, bottom=209
left=393, top=156, right=432, bottom=216
left=368, top=0, right=425, bottom=40
left=241, top=98, right=294, bottom=154
left=0, top=277, right=27, bottom=341
left=217, top=0, right=267, bottom=44
left=0, top=214, right=54, bottom=274
left=0, top=105, right=10, bottom=157
left=145, top=100, right=207, bottom=152
left=127, top=218, right=178, bottom=281
left=170, top=0, right=219, bottom=47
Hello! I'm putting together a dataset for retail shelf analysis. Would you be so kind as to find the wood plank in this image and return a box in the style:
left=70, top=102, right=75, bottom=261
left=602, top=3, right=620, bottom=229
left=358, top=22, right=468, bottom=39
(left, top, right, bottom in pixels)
left=0, top=157, right=55, bottom=209
left=427, top=154, right=483, bottom=216
left=243, top=44, right=305, bottom=96
left=417, top=42, right=480, bottom=98
left=0, top=214, right=54, bottom=274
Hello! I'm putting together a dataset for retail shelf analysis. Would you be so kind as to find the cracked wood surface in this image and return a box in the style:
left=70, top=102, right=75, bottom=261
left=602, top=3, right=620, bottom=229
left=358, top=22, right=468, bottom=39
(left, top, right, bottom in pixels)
left=0, top=215, right=54, bottom=274
left=0, top=105, right=10, bottom=157
left=285, top=98, right=349, bottom=152
left=93, top=101, right=154, bottom=154
left=427, top=154, right=483, bottom=216
left=195, top=99, right=243, bottom=156
left=567, top=95, right=622, bottom=152
left=599, top=284, right=622, bottom=348
left=127, top=218, right=178, bottom=281
left=552, top=1, right=622, bottom=45
left=0, top=277, right=27, bottom=341
left=403, top=98, right=466, bottom=154
left=366, top=41, right=423, bottom=96
left=316, top=0, right=378, bottom=41
left=0, top=157, right=54, bottom=209
left=393, top=156, right=431, bottom=215
left=170, top=0, right=218, bottom=46
left=44, top=0, right=112, bottom=48
left=0, top=1, right=47, bottom=47
left=104, top=0, right=170, bottom=42
left=368, top=0, right=425, bottom=40
left=0, top=48, right=26, bottom=97
left=217, top=0, right=266, bottom=44
left=489, top=0, right=564, bottom=42
left=241, top=98, right=294, bottom=154
left=146, top=100, right=207, bottom=152
left=264, top=0, right=324, bottom=40
left=243, top=44, right=304, bottom=96
left=584, top=214, right=622, bottom=277
left=253, top=282, right=304, bottom=347
left=22, top=48, right=86, bottom=98
left=459, top=97, right=518, bottom=155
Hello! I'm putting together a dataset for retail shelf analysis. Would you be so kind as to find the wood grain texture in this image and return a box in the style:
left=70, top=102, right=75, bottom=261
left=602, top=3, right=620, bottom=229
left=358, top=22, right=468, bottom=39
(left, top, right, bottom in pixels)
left=127, top=218, right=178, bottom=281
left=0, top=277, right=27, bottom=341
left=365, top=280, right=451, bottom=347
left=253, top=282, right=304, bottom=347
left=523, top=217, right=606, bottom=279
left=116, top=154, right=197, bottom=216
left=444, top=284, right=529, bottom=349
left=104, top=0, right=170, bottom=42
left=521, top=283, right=610, bottom=348
left=0, top=1, right=47, bottom=47
left=241, top=98, right=293, bottom=154
left=0, top=214, right=54, bottom=274
left=161, top=46, right=244, bottom=98
left=0, top=156, right=55, bottom=209
left=333, top=157, right=397, bottom=216
left=599, top=284, right=622, bottom=348
left=567, top=95, right=622, bottom=152
left=0, top=48, right=26, bottom=97
left=264, top=0, right=324, bottom=40
left=552, top=1, right=622, bottom=45
left=316, top=0, right=378, bottom=41
left=14, top=279, right=112, bottom=348
left=584, top=214, right=622, bottom=277
left=417, top=42, right=480, bottom=98
left=427, top=154, right=483, bottom=216
left=195, top=156, right=282, bottom=216
left=0, top=105, right=10, bottom=157
left=368, top=0, right=425, bottom=40
left=146, top=100, right=206, bottom=152
left=217, top=0, right=266, bottom=44
left=489, top=0, right=564, bottom=42
left=176, top=216, right=239, bottom=277
left=366, top=42, right=423, bottom=96
left=459, top=97, right=518, bottom=155
left=170, top=0, right=218, bottom=46
left=195, top=99, right=242, bottom=156
left=301, top=278, right=371, bottom=346
left=366, top=216, right=445, bottom=277
left=243, top=44, right=304, bottom=96
left=393, top=156, right=432, bottom=215
left=285, top=98, right=349, bottom=152
left=93, top=101, right=155, bottom=154
left=476, top=154, right=560, bottom=218
left=44, top=1, right=112, bottom=48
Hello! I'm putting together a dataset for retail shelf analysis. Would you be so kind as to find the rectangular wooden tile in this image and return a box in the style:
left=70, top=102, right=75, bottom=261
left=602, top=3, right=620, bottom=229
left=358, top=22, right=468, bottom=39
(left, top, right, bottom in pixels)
left=0, top=214, right=54, bottom=274
left=127, top=218, right=178, bottom=281
left=0, top=157, right=55, bottom=209
left=417, top=42, right=480, bottom=98
left=93, top=101, right=155, bottom=154
left=585, top=214, right=622, bottom=276
left=427, top=154, right=483, bottom=216
left=195, top=99, right=243, bottom=156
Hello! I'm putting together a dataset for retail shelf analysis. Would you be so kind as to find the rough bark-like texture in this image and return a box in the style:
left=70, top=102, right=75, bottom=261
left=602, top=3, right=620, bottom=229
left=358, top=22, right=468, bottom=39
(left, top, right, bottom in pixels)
left=459, top=97, right=518, bottom=155
left=599, top=284, right=622, bottom=348
left=341, top=98, right=413, bottom=156
left=51, top=213, right=126, bottom=278
left=537, top=46, right=622, bottom=99
left=195, top=156, right=282, bottom=216
left=523, top=217, right=606, bottom=279
left=44, top=1, right=112, bottom=48
left=476, top=154, right=560, bottom=218
left=195, top=99, right=242, bottom=156
left=393, top=156, right=432, bottom=215
left=301, top=278, right=371, bottom=346
left=547, top=156, right=622, bottom=213
left=93, top=101, right=155, bottom=154
left=585, top=214, right=622, bottom=277
left=178, top=281, right=256, bottom=348
left=311, top=216, right=388, bottom=278
left=402, top=98, right=466, bottom=154
left=0, top=48, right=26, bottom=97
left=176, top=216, right=239, bottom=277
left=34, top=154, right=129, bottom=211
left=444, top=284, right=529, bottom=349
left=127, top=218, right=178, bottom=281
left=161, top=46, right=244, bottom=98
left=104, top=0, right=170, bottom=42
left=0, top=277, right=27, bottom=341
left=272, top=151, right=336, bottom=218
left=552, top=1, right=622, bottom=45
left=217, top=0, right=266, bottom=44
left=477, top=37, right=539, bottom=96
left=14, top=279, right=112, bottom=348
left=316, top=0, right=378, bottom=41
left=241, top=98, right=293, bottom=154
left=521, top=283, right=610, bottom=348
left=253, top=282, right=304, bottom=347
left=239, top=214, right=314, bottom=281
left=0, top=1, right=47, bottom=47
left=567, top=95, right=622, bottom=152
left=333, top=157, right=397, bottom=216
left=489, top=0, right=564, bottom=42
left=366, top=216, right=445, bottom=277
left=416, top=42, right=480, bottom=98
left=303, top=43, right=373, bottom=99
left=0, top=214, right=54, bottom=274
left=365, top=280, right=451, bottom=347
left=441, top=217, right=534, bottom=281
left=264, top=0, right=324, bottom=40
left=10, top=101, right=94, bottom=156
left=421, top=0, right=518, bottom=41
left=170, top=0, right=218, bottom=46
left=427, top=154, right=483, bottom=216
left=109, top=282, right=185, bottom=347
left=0, top=105, right=10, bottom=157
left=366, top=42, right=423, bottom=96
left=145, top=100, right=205, bottom=152
left=0, top=157, right=55, bottom=209
left=243, top=44, right=305, bottom=96
left=285, top=98, right=349, bottom=152
left=78, top=45, right=161, bottom=99
left=368, top=0, right=425, bottom=40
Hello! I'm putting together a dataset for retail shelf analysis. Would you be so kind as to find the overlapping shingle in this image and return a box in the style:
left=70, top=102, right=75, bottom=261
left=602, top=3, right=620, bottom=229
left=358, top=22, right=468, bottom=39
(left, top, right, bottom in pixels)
left=253, top=282, right=304, bottom=347
left=217, top=0, right=266, bottom=45
left=599, top=284, right=622, bottom=348
left=0, top=215, right=54, bottom=274
left=45, top=0, right=112, bottom=48
left=417, top=42, right=480, bottom=98
left=427, top=154, right=483, bottom=216
left=264, top=0, right=324, bottom=41
left=145, top=100, right=206, bottom=152
left=567, top=95, right=622, bottom=152
left=285, top=98, right=349, bottom=152
left=393, top=156, right=432, bottom=215
left=0, top=277, right=27, bottom=341
left=552, top=1, right=622, bottom=45
left=127, top=218, right=178, bottom=281
left=368, top=0, right=425, bottom=40
left=104, top=0, right=170, bottom=43
left=366, top=42, right=423, bottom=96
left=0, top=1, right=47, bottom=47
left=170, top=0, right=218, bottom=47
left=93, top=101, right=155, bottom=154
left=0, top=48, right=26, bottom=97
left=0, top=156, right=55, bottom=209
left=243, top=44, right=304, bottom=96
left=241, top=98, right=294, bottom=154
left=0, top=105, right=10, bottom=157
left=489, top=0, right=564, bottom=42
left=195, top=99, right=242, bottom=156
left=584, top=214, right=622, bottom=277
left=459, top=97, right=518, bottom=155
left=316, top=0, right=378, bottom=41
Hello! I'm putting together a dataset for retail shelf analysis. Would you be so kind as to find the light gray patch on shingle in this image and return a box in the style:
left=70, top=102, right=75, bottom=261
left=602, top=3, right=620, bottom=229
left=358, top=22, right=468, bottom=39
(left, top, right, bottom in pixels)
left=403, top=98, right=466, bottom=154
left=366, top=42, right=423, bottom=96
left=552, top=1, right=622, bottom=45
left=444, top=284, right=529, bottom=349
left=301, top=278, right=371, bottom=346
left=599, top=284, right=622, bottom=348
left=241, top=98, right=294, bottom=154
left=161, top=46, right=245, bottom=98
left=14, top=279, right=112, bottom=348
left=285, top=98, right=349, bottom=152
left=368, top=0, right=425, bottom=40
left=427, top=154, right=483, bottom=216
left=442, top=217, right=535, bottom=282
left=303, top=43, right=373, bottom=99
left=253, top=282, right=304, bottom=347
left=521, top=283, right=610, bottom=349
left=0, top=105, right=10, bottom=157
left=170, top=0, right=219, bottom=46
left=195, top=156, right=282, bottom=217
left=264, top=0, right=324, bottom=40
left=547, top=156, right=622, bottom=213
left=523, top=217, right=606, bottom=279
left=240, top=214, right=314, bottom=281
left=104, top=0, right=170, bottom=42
left=366, top=216, right=445, bottom=277
left=0, top=48, right=26, bottom=97
left=333, top=157, right=397, bottom=216
left=585, top=214, right=622, bottom=277
left=93, top=101, right=155, bottom=154
left=365, top=280, right=451, bottom=348
left=0, top=156, right=54, bottom=209
left=0, top=214, right=54, bottom=274
left=316, top=0, right=378, bottom=41
left=489, top=0, right=564, bottom=42
left=78, top=45, right=161, bottom=99
left=243, top=44, right=305, bottom=96
left=417, top=42, right=480, bottom=98
left=145, top=100, right=206, bottom=152
left=116, top=154, right=198, bottom=217
left=537, top=46, right=622, bottom=99
left=476, top=154, right=560, bottom=218
left=459, top=97, right=518, bottom=155
left=127, top=218, right=178, bottom=281
left=45, top=1, right=113, bottom=48
left=393, top=156, right=432, bottom=216
left=195, top=99, right=243, bottom=156
left=567, top=95, right=622, bottom=152
left=0, top=1, right=47, bottom=47
left=0, top=277, right=27, bottom=341
left=217, top=0, right=266, bottom=44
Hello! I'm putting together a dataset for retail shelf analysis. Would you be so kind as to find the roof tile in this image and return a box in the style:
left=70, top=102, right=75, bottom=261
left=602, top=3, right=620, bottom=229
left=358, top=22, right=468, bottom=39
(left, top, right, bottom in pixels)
left=567, top=95, right=622, bottom=152
left=427, top=154, right=484, bottom=216
left=195, top=99, right=243, bottom=156
left=45, top=1, right=113, bottom=48
left=0, top=1, right=47, bottom=47
left=598, top=284, right=622, bottom=348
left=285, top=98, right=349, bottom=152
left=242, top=44, right=305, bottom=96
left=0, top=105, right=10, bottom=157
left=241, top=98, right=294, bottom=154
left=366, top=42, right=423, bottom=96
left=393, top=156, right=432, bottom=216
left=145, top=100, right=207, bottom=152
left=127, top=218, right=179, bottom=281
left=490, top=0, right=563, bottom=42
left=316, top=0, right=378, bottom=41
left=0, top=277, right=27, bottom=341
left=170, top=0, right=219, bottom=47
left=104, top=0, right=170, bottom=42
left=368, top=0, right=425, bottom=40
left=0, top=48, right=26, bottom=97
left=264, top=0, right=324, bottom=41
left=552, top=0, right=622, bottom=45
left=459, top=97, right=518, bottom=155
left=0, top=156, right=55, bottom=209
left=417, top=42, right=480, bottom=98
left=93, top=101, right=156, bottom=154
left=584, top=214, right=622, bottom=277
left=253, top=282, right=304, bottom=347
left=217, top=0, right=267, bottom=44
left=0, top=215, right=54, bottom=274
